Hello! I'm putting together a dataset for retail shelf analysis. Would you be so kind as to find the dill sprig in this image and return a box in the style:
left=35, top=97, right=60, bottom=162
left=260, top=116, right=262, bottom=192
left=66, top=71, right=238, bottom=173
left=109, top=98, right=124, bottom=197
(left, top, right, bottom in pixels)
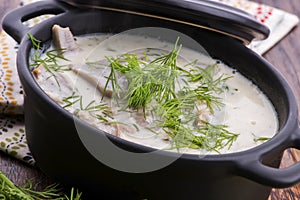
left=62, top=92, right=81, bottom=108
left=102, top=38, right=238, bottom=152
left=253, top=136, right=271, bottom=143
left=154, top=88, right=238, bottom=152
left=101, top=54, right=138, bottom=100
left=194, top=121, right=239, bottom=152
left=28, top=33, right=70, bottom=87
left=105, top=38, right=181, bottom=117
left=0, top=172, right=82, bottom=200
left=62, top=93, right=114, bottom=124
left=186, top=64, right=232, bottom=113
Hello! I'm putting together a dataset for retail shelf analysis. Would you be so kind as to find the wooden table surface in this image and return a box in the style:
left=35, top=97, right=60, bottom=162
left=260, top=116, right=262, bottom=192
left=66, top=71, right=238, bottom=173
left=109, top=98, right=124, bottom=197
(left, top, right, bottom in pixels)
left=1, top=0, right=300, bottom=199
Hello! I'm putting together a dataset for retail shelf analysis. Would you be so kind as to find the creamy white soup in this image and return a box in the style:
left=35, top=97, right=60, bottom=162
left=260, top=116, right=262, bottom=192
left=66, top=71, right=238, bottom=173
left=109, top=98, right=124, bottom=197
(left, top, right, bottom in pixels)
left=30, top=25, right=278, bottom=154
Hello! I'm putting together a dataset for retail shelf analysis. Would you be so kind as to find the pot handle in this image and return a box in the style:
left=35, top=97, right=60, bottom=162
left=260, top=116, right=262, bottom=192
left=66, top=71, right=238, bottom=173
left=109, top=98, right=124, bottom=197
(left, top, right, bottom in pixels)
left=2, top=0, right=69, bottom=43
left=236, top=126, right=300, bottom=188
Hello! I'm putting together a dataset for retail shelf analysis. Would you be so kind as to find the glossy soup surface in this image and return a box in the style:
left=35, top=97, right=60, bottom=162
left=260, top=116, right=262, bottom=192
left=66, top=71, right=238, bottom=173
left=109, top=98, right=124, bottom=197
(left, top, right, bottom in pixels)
left=31, top=30, right=278, bottom=154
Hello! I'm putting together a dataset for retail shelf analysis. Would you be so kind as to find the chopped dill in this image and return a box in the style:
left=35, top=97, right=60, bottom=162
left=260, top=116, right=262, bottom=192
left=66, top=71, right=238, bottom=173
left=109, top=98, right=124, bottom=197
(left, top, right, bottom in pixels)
left=28, top=33, right=70, bottom=87
left=62, top=92, right=81, bottom=109
left=105, top=38, right=181, bottom=116
left=102, top=37, right=238, bottom=152
left=28, top=32, right=41, bottom=51
left=253, top=137, right=271, bottom=143
left=251, top=133, right=271, bottom=143
left=195, top=121, right=239, bottom=152
left=62, top=93, right=114, bottom=124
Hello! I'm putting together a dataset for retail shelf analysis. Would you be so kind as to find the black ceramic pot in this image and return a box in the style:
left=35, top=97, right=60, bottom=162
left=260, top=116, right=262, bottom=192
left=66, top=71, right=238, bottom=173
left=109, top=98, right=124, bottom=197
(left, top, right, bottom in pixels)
left=3, top=0, right=300, bottom=199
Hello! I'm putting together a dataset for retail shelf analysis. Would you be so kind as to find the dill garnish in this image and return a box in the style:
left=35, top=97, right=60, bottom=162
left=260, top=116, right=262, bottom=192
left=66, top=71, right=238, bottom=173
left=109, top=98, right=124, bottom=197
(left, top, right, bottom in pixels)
left=62, top=92, right=81, bottom=108
left=103, top=38, right=239, bottom=152
left=105, top=39, right=181, bottom=116
left=253, top=136, right=271, bottom=143
left=28, top=33, right=70, bottom=87
left=62, top=93, right=114, bottom=124
left=29, top=32, right=239, bottom=152
left=154, top=88, right=238, bottom=152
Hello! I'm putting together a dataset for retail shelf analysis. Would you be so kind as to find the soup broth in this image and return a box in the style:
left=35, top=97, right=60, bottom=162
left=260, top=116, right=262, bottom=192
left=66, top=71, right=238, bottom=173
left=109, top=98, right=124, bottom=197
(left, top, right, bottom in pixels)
left=30, top=26, right=278, bottom=154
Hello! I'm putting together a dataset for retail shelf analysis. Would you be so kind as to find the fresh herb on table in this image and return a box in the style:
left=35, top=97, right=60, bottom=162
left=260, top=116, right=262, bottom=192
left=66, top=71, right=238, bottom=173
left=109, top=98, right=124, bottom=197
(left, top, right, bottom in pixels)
left=0, top=172, right=82, bottom=200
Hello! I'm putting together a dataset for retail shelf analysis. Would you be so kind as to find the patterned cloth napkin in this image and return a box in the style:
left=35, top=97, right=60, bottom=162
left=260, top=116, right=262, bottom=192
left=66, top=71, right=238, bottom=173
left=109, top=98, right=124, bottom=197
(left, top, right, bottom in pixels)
left=0, top=0, right=299, bottom=165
